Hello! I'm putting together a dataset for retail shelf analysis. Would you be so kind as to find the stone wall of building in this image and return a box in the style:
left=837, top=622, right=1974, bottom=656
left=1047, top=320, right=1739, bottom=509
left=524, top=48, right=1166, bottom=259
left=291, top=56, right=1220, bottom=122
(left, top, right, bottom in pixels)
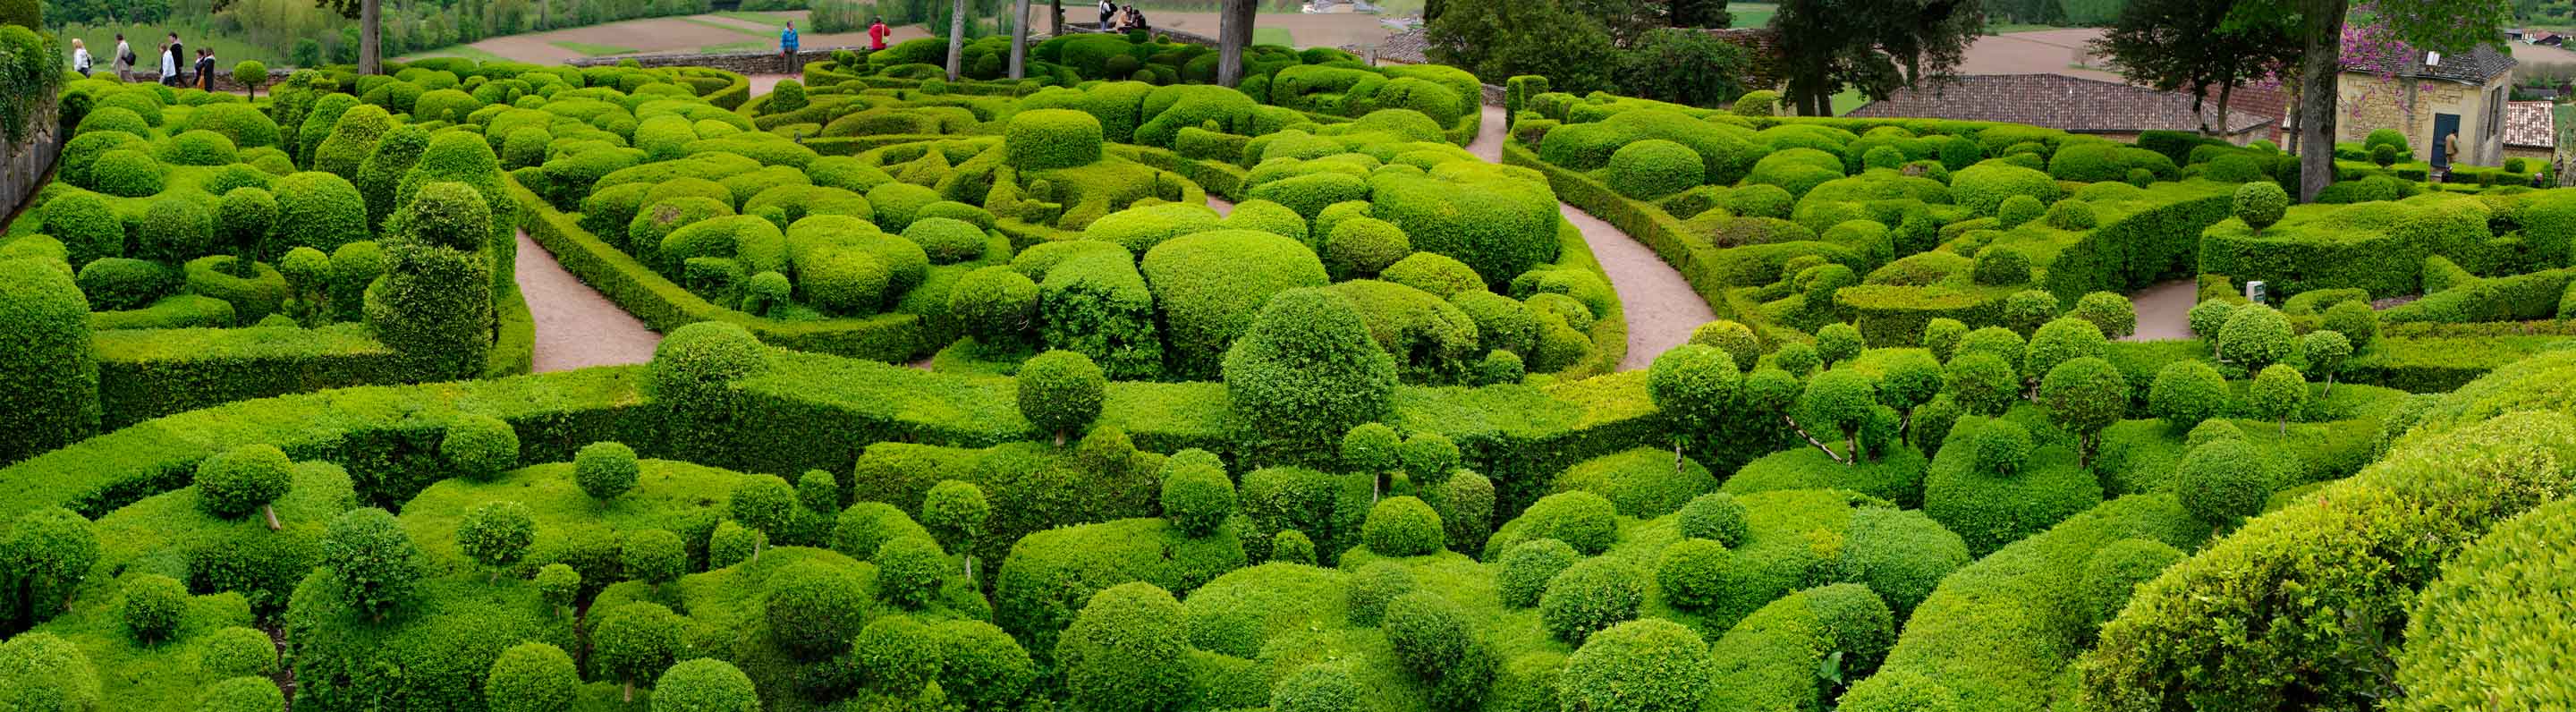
left=2335, top=72, right=2508, bottom=165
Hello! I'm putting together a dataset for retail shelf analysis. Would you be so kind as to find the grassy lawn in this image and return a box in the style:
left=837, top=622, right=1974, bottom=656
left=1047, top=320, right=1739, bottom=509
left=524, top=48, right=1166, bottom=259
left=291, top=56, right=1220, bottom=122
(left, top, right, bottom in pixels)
left=682, top=17, right=783, bottom=37
left=716, top=10, right=800, bottom=24
left=1832, top=88, right=1865, bottom=115
left=1254, top=27, right=1295, bottom=47
left=48, top=21, right=290, bottom=65
left=400, top=44, right=513, bottom=64
left=1985, top=22, right=2061, bottom=34
left=1730, top=3, right=1776, bottom=28
left=552, top=41, right=641, bottom=56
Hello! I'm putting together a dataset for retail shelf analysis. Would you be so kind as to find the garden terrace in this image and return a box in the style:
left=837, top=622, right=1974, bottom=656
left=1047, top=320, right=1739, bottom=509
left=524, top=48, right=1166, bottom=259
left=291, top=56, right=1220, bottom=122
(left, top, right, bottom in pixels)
left=0, top=38, right=2574, bottom=712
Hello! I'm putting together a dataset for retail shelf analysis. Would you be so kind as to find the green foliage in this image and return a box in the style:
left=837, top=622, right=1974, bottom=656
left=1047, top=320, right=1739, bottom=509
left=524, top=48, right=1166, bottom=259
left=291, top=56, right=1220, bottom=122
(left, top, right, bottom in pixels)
left=1157, top=452, right=1234, bottom=537
left=1225, top=289, right=1398, bottom=454
left=2080, top=538, right=2184, bottom=630
left=1362, top=496, right=1446, bottom=555
left=875, top=535, right=948, bottom=609
left=621, top=528, right=687, bottom=585
left=1347, top=561, right=1415, bottom=626
left=923, top=479, right=992, bottom=555
left=2038, top=356, right=2129, bottom=439
left=2248, top=363, right=2308, bottom=430
left=120, top=572, right=187, bottom=642
left=1272, top=530, right=1318, bottom=564
left=1144, top=229, right=1330, bottom=378
left=197, top=675, right=284, bottom=711
left=2232, top=182, right=2286, bottom=230
left=0, top=632, right=100, bottom=710
left=441, top=415, right=520, bottom=481
left=596, top=601, right=685, bottom=692
left=2321, top=301, right=2377, bottom=350
left=201, top=626, right=280, bottom=679
left=195, top=444, right=294, bottom=521
left=320, top=507, right=422, bottom=620
left=457, top=500, right=537, bottom=576
left=1020, top=350, right=1107, bottom=441
left=1006, top=109, right=1106, bottom=170
left=2071, top=292, right=2136, bottom=339
left=1972, top=247, right=2030, bottom=286
left=2216, top=305, right=2294, bottom=371
left=1559, top=618, right=1711, bottom=712
left=1487, top=490, right=1620, bottom=557
left=1973, top=420, right=2033, bottom=475
left=2148, top=361, right=2228, bottom=430
left=2394, top=497, right=2576, bottom=712
left=485, top=642, right=580, bottom=712
left=1540, top=555, right=1646, bottom=644
left=1689, top=319, right=1764, bottom=371
left=1606, top=139, right=1704, bottom=199
left=1057, top=582, right=1191, bottom=712
left=730, top=476, right=796, bottom=538
left=574, top=441, right=640, bottom=502
left=765, top=563, right=869, bottom=659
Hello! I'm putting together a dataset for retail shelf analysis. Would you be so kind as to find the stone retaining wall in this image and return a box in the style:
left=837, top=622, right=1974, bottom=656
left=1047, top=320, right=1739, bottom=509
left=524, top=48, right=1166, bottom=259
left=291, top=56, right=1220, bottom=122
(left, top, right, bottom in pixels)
left=0, top=102, right=64, bottom=233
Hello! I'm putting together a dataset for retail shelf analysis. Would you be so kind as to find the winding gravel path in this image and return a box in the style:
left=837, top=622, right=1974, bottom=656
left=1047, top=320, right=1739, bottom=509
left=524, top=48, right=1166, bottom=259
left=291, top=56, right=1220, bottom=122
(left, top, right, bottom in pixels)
left=1469, top=105, right=1714, bottom=371
left=2126, top=279, right=2197, bottom=341
left=515, top=230, right=663, bottom=372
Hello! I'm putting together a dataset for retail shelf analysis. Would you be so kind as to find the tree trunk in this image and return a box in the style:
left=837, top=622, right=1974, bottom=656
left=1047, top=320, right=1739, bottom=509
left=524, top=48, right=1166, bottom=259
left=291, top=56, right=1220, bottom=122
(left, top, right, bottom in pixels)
left=360, top=0, right=382, bottom=75
left=2217, top=80, right=2236, bottom=141
left=623, top=681, right=633, bottom=703
left=1783, top=415, right=1847, bottom=463
left=945, top=0, right=968, bottom=81
left=1009, top=0, right=1030, bottom=79
left=262, top=504, right=280, bottom=530
left=1216, top=0, right=1252, bottom=86
left=1846, top=433, right=1859, bottom=464
left=2296, top=0, right=2349, bottom=203
left=1049, top=0, right=1062, bottom=35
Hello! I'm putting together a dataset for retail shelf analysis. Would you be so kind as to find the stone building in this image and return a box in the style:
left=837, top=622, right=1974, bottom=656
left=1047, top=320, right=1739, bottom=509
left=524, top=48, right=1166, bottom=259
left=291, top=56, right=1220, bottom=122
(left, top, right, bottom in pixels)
left=2334, top=42, right=2517, bottom=167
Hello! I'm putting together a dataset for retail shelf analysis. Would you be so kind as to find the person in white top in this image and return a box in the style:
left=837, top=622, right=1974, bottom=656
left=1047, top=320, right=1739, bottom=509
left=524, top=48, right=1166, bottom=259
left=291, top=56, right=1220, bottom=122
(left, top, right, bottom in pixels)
left=158, top=41, right=175, bottom=85
left=70, top=38, right=88, bottom=77
left=1097, top=0, right=1114, bottom=29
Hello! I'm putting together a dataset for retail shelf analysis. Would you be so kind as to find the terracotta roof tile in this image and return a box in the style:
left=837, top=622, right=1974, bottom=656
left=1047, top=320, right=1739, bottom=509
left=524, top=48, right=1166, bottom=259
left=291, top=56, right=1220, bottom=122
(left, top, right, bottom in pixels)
left=2506, top=100, right=2555, bottom=148
left=2343, top=41, right=2516, bottom=85
left=1843, top=73, right=2272, bottom=134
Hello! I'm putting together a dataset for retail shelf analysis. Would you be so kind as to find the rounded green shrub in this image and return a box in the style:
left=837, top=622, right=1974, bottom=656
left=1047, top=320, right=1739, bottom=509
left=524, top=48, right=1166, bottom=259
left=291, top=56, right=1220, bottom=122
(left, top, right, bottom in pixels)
left=651, top=657, right=758, bottom=712
left=648, top=321, right=768, bottom=416
left=1271, top=529, right=1318, bottom=564
left=272, top=172, right=370, bottom=256
left=1020, top=349, right=1107, bottom=442
left=457, top=500, right=537, bottom=578
left=442, top=415, right=520, bottom=481
left=1558, top=618, right=1710, bottom=712
left=138, top=198, right=216, bottom=264
left=622, top=529, right=687, bottom=585
left=2148, top=360, right=2228, bottom=430
left=875, top=535, right=948, bottom=609
left=2038, top=356, right=2129, bottom=441
left=195, top=443, right=293, bottom=521
left=1539, top=556, right=1646, bottom=644
left=574, top=441, right=639, bottom=502
left=765, top=563, right=869, bottom=659
left=2249, top=362, right=2308, bottom=428
left=0, top=631, right=100, bottom=710
left=707, top=521, right=762, bottom=570
left=2217, top=303, right=2294, bottom=370
left=92, top=148, right=165, bottom=197
left=594, top=602, right=684, bottom=694
left=800, top=247, right=892, bottom=315
left=1677, top=493, right=1748, bottom=546
left=949, top=267, right=1039, bottom=345
left=1655, top=538, right=1730, bottom=610
left=1362, top=496, right=1445, bottom=556
left=1492, top=490, right=1620, bottom=557
left=321, top=507, right=422, bottom=619
left=484, top=642, right=578, bottom=712
left=200, top=626, right=279, bottom=678
left=1057, top=582, right=1191, bottom=712
left=902, top=216, right=987, bottom=264
left=1606, top=139, right=1704, bottom=199
left=1224, top=288, right=1398, bottom=453
left=1346, top=561, right=1415, bottom=626
left=1970, top=246, right=2030, bottom=286
left=2024, top=317, right=2106, bottom=379
left=850, top=616, right=940, bottom=696
left=1496, top=538, right=1578, bottom=609
left=1996, top=194, right=2046, bottom=229
left=2071, top=292, right=2136, bottom=339
left=2233, top=181, right=2287, bottom=230
left=1399, top=432, right=1462, bottom=487
left=2176, top=437, right=2270, bottom=526
left=1005, top=109, right=1106, bottom=170
left=1142, top=228, right=1331, bottom=378
left=216, top=188, right=279, bottom=261
left=1972, top=420, right=2033, bottom=475
left=161, top=130, right=241, bottom=165
left=1271, top=664, right=1362, bottom=712
left=121, top=573, right=187, bottom=642
left=2080, top=538, right=2184, bottom=627
left=196, top=676, right=284, bottom=711
left=42, top=192, right=124, bottom=266
left=2321, top=301, right=2377, bottom=349
left=1158, top=451, right=1235, bottom=537
left=1381, top=252, right=1486, bottom=300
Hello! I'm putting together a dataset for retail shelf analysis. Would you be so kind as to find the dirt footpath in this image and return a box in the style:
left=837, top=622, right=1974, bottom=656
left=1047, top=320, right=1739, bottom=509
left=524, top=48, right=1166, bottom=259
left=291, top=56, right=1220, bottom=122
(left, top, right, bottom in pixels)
left=514, top=230, right=663, bottom=372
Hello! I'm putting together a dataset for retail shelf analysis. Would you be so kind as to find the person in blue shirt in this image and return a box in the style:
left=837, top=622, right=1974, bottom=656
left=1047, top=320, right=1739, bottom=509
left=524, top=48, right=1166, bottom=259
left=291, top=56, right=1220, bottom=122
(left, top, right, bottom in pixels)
left=779, top=21, right=800, bottom=73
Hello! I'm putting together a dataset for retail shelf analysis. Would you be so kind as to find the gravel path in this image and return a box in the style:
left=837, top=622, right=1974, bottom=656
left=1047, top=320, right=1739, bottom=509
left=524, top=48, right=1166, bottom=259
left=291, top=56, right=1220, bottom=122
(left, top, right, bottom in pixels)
left=1470, top=105, right=1714, bottom=371
left=2126, top=278, right=2197, bottom=341
left=515, top=229, right=663, bottom=371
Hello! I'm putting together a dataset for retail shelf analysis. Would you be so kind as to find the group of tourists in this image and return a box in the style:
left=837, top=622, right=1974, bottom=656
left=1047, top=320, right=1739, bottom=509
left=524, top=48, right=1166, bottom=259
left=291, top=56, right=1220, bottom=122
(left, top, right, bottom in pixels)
left=1098, top=0, right=1150, bottom=31
left=69, top=31, right=218, bottom=89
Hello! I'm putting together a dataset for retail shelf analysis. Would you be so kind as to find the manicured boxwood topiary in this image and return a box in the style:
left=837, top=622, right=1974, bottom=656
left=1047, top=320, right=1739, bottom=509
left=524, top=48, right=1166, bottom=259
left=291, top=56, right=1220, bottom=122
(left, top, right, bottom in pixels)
left=197, top=676, right=284, bottom=711
left=485, top=642, right=580, bottom=712
left=651, top=657, right=757, bottom=711
left=2176, top=437, right=2270, bottom=527
left=320, top=507, right=422, bottom=620
left=1361, top=496, right=1445, bottom=555
left=201, top=626, right=280, bottom=678
left=442, top=415, right=520, bottom=481
left=2080, top=538, right=2185, bottom=629
left=1157, top=450, right=1235, bottom=537
left=2233, top=181, right=2287, bottom=230
left=1346, top=561, right=1415, bottom=626
left=574, top=441, right=640, bottom=502
left=2071, top=292, right=2135, bottom=339
left=0, top=260, right=100, bottom=463
left=1656, top=538, right=1730, bottom=610
left=1006, top=109, right=1106, bottom=170
left=1972, top=420, right=2032, bottom=475
left=2148, top=360, right=2229, bottom=430
left=1488, top=490, right=1620, bottom=558
left=2248, top=363, right=2308, bottom=436
left=1558, top=618, right=1711, bottom=712
left=1971, top=246, right=2030, bottom=286
left=195, top=443, right=293, bottom=527
left=1678, top=492, right=1749, bottom=546
left=902, top=216, right=988, bottom=264
left=764, top=562, right=870, bottom=659
left=1271, top=529, right=1318, bottom=564
left=1225, top=288, right=1398, bottom=454
left=1606, top=139, right=1704, bottom=200
left=1540, top=555, right=1647, bottom=644
left=1272, top=664, right=1362, bottom=712
left=120, top=573, right=187, bottom=642
left=91, top=148, right=165, bottom=197
left=1056, top=582, right=1191, bottom=712
left=2216, top=304, right=2294, bottom=370
left=850, top=616, right=941, bottom=697
left=1019, top=350, right=1106, bottom=444
left=2320, top=301, right=2377, bottom=350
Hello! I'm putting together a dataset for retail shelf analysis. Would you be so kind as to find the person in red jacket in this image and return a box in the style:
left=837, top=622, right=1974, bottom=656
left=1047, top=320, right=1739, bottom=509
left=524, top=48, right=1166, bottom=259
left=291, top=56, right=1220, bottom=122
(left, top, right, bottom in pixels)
left=868, top=18, right=890, bottom=51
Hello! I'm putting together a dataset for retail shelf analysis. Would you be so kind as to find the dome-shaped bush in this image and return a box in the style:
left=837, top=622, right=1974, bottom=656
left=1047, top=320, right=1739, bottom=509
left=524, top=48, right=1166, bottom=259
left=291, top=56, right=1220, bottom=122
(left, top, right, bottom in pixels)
left=1655, top=538, right=1730, bottom=610
left=91, top=148, right=165, bottom=197
left=902, top=216, right=987, bottom=264
left=195, top=443, right=293, bottom=521
left=485, top=642, right=579, bottom=712
left=651, top=657, right=758, bottom=712
left=949, top=267, right=1039, bottom=345
left=1346, top=561, right=1415, bottom=626
left=1606, top=139, right=1704, bottom=199
left=442, top=415, right=519, bottom=481
left=1972, top=420, right=2033, bottom=475
left=138, top=197, right=216, bottom=264
left=1496, top=538, right=1578, bottom=608
left=0, top=260, right=98, bottom=461
left=160, top=130, right=241, bottom=166
left=1997, top=194, right=2045, bottom=228
left=1271, top=529, right=1318, bottom=564
left=764, top=563, right=869, bottom=659
left=1380, top=251, right=1485, bottom=299
left=2216, top=304, right=2294, bottom=370
left=1158, top=450, right=1235, bottom=536
left=1005, top=109, right=1106, bottom=170
left=2321, top=301, right=2377, bottom=349
left=1058, top=582, right=1191, bottom=712
left=121, top=573, right=187, bottom=642
left=75, top=106, right=150, bottom=140
left=75, top=258, right=174, bottom=311
left=800, top=247, right=892, bottom=314
left=1020, top=349, right=1106, bottom=442
left=2176, top=437, right=2270, bottom=526
left=196, top=676, right=284, bottom=711
left=1224, top=288, right=1397, bottom=453
left=200, top=626, right=280, bottom=678
left=2233, top=181, right=2287, bottom=230
left=2148, top=361, right=2229, bottom=430
left=272, top=172, right=370, bottom=254
left=1676, top=492, right=1748, bottom=546
left=648, top=321, right=768, bottom=415
left=1362, top=496, right=1445, bottom=556
left=1539, top=556, right=1645, bottom=643
left=1558, top=618, right=1711, bottom=712
left=2080, top=538, right=2184, bottom=627
left=1324, top=216, right=1411, bottom=279
left=1271, top=664, right=1362, bottom=712
left=573, top=441, right=639, bottom=501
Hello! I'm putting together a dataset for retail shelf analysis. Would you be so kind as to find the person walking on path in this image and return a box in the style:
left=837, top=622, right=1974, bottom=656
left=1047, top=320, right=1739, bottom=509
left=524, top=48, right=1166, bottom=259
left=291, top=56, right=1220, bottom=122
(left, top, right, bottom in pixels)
left=1097, top=0, right=1114, bottom=29
left=161, top=33, right=184, bottom=87
left=112, top=34, right=132, bottom=81
left=71, top=39, right=89, bottom=77
left=779, top=21, right=799, bottom=73
left=195, top=47, right=216, bottom=91
left=868, top=17, right=889, bottom=51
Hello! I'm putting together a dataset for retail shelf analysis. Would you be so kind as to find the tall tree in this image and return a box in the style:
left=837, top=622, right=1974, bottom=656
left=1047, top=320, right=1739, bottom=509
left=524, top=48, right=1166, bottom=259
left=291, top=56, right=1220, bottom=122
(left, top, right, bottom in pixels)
left=1218, top=0, right=1253, bottom=86
left=2246, top=0, right=2512, bottom=201
left=946, top=0, right=967, bottom=81
left=2092, top=0, right=2299, bottom=136
left=1772, top=0, right=1986, bottom=116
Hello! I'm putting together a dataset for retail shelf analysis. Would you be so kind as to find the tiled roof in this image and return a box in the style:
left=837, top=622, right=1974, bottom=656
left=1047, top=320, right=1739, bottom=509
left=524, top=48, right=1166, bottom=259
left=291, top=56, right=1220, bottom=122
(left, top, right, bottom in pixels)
left=2505, top=100, right=2555, bottom=148
left=2342, top=41, right=2517, bottom=85
left=1843, top=73, right=2273, bottom=134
